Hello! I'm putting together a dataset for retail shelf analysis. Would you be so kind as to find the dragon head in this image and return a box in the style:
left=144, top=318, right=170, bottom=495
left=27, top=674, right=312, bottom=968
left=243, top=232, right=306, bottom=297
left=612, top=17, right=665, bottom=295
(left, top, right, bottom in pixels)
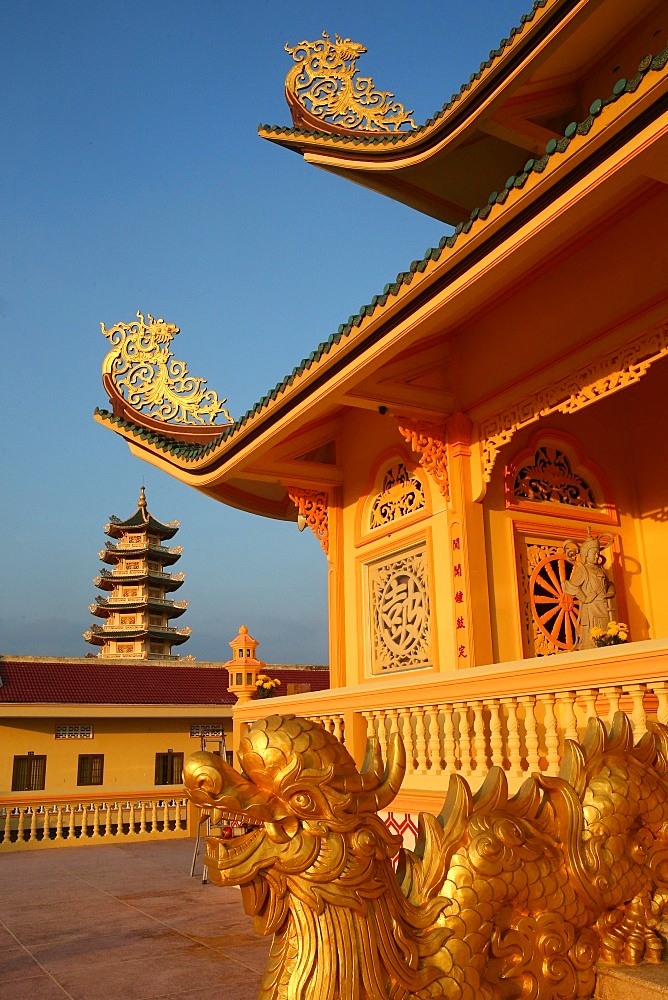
left=183, top=714, right=405, bottom=903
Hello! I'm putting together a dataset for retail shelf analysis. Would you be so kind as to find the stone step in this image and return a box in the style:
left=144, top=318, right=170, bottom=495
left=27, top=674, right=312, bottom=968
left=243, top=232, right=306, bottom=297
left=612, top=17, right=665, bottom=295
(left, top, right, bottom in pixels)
left=595, top=961, right=668, bottom=999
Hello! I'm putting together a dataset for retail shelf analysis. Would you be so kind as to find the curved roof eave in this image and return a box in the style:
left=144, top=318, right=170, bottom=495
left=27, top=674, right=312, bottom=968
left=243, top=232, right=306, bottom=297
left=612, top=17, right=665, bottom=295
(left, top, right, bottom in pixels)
left=94, top=43, right=668, bottom=483
left=257, top=0, right=570, bottom=166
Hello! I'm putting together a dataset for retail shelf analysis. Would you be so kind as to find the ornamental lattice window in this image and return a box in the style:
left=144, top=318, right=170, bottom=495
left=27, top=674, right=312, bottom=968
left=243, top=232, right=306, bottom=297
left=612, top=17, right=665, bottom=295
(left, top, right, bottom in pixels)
left=512, top=446, right=596, bottom=507
left=368, top=544, right=431, bottom=673
left=369, top=464, right=425, bottom=530
left=55, top=724, right=93, bottom=739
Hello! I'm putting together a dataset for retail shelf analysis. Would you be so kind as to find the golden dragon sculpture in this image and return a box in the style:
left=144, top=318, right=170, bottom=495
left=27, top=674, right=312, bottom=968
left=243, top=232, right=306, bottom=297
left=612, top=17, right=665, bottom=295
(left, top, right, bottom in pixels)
left=183, top=713, right=668, bottom=999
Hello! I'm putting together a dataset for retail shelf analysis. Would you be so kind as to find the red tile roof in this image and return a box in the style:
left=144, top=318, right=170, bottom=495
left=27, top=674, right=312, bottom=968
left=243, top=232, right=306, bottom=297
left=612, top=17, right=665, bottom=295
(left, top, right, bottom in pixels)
left=0, top=660, right=329, bottom=706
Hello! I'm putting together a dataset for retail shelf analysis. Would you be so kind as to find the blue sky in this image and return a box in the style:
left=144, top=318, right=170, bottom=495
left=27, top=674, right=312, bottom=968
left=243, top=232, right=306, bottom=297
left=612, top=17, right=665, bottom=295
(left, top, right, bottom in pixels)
left=1, top=1, right=531, bottom=663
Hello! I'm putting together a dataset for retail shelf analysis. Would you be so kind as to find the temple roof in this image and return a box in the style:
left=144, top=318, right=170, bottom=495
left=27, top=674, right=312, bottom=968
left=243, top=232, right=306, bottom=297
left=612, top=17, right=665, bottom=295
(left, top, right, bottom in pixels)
left=84, top=624, right=191, bottom=646
left=258, top=0, right=664, bottom=224
left=99, top=540, right=183, bottom=567
left=90, top=597, right=188, bottom=620
left=94, top=569, right=185, bottom=592
left=105, top=487, right=180, bottom=540
left=0, top=659, right=330, bottom=706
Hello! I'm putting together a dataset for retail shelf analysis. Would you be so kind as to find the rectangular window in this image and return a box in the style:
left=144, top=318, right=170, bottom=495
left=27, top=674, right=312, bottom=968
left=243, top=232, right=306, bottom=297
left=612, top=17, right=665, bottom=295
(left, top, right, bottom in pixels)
left=77, top=754, right=104, bottom=786
left=154, top=751, right=184, bottom=785
left=12, top=755, right=46, bottom=792
left=55, top=724, right=93, bottom=739
left=117, top=643, right=134, bottom=653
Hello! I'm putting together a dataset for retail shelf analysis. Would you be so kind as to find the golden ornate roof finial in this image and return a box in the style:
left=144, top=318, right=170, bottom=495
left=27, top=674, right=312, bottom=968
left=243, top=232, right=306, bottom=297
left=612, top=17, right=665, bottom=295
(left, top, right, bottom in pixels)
left=285, top=32, right=416, bottom=133
left=138, top=485, right=147, bottom=509
left=100, top=311, right=233, bottom=427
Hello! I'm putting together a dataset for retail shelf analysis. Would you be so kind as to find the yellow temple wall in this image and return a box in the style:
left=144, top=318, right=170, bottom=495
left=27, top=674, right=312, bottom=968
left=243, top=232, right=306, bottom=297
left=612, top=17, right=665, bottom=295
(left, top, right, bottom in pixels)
left=0, top=714, right=232, bottom=796
left=334, top=408, right=452, bottom=687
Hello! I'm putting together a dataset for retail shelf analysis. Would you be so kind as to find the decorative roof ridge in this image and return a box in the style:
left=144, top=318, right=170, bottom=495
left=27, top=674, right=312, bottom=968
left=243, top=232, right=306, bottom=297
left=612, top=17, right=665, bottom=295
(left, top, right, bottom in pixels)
left=258, top=0, right=552, bottom=146
left=97, top=41, right=668, bottom=465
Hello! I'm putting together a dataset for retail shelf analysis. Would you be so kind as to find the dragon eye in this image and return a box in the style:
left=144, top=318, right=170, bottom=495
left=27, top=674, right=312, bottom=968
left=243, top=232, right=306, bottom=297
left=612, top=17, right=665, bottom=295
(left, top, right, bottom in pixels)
left=291, top=792, right=315, bottom=812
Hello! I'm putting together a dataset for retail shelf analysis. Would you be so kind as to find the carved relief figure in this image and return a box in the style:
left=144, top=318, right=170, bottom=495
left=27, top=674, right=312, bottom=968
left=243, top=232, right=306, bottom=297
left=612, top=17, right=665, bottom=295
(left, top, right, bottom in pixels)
left=184, top=712, right=668, bottom=1000
left=562, top=528, right=615, bottom=649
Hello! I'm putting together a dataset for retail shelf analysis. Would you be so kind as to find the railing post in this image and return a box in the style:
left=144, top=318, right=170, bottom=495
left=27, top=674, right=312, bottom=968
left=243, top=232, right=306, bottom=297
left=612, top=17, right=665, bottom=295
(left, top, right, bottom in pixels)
left=628, top=685, right=647, bottom=738
left=489, top=700, right=503, bottom=769
left=519, top=696, right=540, bottom=773
left=537, top=693, right=560, bottom=773
left=442, top=705, right=457, bottom=773
left=426, top=706, right=442, bottom=774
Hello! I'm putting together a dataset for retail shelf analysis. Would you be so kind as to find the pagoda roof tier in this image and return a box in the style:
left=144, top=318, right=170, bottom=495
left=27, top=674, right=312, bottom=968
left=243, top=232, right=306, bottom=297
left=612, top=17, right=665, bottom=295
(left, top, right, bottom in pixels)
left=94, top=569, right=185, bottom=593
left=94, top=25, right=668, bottom=519
left=84, top=624, right=192, bottom=646
left=99, top=540, right=183, bottom=566
left=104, top=487, right=180, bottom=540
left=258, top=0, right=663, bottom=225
left=89, top=597, right=189, bottom=620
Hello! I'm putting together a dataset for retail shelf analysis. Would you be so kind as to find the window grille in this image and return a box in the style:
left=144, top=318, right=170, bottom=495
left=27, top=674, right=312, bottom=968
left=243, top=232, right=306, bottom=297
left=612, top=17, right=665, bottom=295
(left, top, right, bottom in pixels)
left=55, top=724, right=93, bottom=739
left=12, top=755, right=46, bottom=792
left=154, top=751, right=184, bottom=785
left=77, top=754, right=104, bottom=786
left=190, top=724, right=224, bottom=738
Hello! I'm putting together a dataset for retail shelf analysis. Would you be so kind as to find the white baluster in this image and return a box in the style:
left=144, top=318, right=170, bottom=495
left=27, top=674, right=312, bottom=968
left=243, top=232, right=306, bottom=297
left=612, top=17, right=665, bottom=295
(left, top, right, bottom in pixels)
left=605, top=686, right=622, bottom=724
left=442, top=705, right=457, bottom=772
left=426, top=706, right=443, bottom=773
left=415, top=707, right=428, bottom=774
left=557, top=691, right=579, bottom=742
left=471, top=701, right=486, bottom=775
left=628, top=685, right=647, bottom=738
left=399, top=708, right=416, bottom=774
left=376, top=710, right=389, bottom=763
left=488, top=700, right=503, bottom=769
left=29, top=807, right=38, bottom=843
left=581, top=688, right=599, bottom=730
left=655, top=682, right=668, bottom=725
left=537, top=694, right=560, bottom=773
left=501, top=698, right=523, bottom=778
left=455, top=703, right=472, bottom=776
left=519, top=696, right=540, bottom=773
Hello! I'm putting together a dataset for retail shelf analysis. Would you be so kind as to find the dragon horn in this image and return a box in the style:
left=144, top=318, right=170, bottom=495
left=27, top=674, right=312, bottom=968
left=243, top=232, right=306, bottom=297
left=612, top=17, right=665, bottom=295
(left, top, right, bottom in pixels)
left=356, top=731, right=406, bottom=811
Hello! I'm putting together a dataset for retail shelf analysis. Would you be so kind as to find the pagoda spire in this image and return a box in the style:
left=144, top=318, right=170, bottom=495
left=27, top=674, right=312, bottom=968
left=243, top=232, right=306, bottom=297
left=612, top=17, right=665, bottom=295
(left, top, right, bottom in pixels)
left=83, top=491, right=191, bottom=659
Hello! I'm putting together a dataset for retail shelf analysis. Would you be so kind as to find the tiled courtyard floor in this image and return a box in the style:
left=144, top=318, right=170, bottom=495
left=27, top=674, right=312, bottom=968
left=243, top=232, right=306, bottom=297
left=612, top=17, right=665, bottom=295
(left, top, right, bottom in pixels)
left=0, top=839, right=269, bottom=1000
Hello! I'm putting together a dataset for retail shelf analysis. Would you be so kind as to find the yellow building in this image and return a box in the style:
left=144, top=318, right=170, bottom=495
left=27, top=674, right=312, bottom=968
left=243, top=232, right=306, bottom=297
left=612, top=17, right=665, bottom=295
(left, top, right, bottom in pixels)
left=0, top=653, right=329, bottom=849
left=94, top=1, right=668, bottom=829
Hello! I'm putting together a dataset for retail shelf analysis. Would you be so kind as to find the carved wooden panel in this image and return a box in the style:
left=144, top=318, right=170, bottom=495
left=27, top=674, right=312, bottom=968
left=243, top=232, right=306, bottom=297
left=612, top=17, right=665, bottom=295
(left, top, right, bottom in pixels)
left=369, top=463, right=425, bottom=530
left=368, top=544, right=431, bottom=674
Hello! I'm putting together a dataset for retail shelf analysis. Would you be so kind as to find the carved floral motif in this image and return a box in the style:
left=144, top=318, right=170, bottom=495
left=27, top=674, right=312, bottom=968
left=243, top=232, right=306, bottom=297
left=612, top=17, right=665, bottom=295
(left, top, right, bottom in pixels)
left=480, top=325, right=668, bottom=480
left=288, top=488, right=329, bottom=554
left=369, top=463, right=425, bottom=529
left=513, top=446, right=596, bottom=506
left=397, top=418, right=449, bottom=499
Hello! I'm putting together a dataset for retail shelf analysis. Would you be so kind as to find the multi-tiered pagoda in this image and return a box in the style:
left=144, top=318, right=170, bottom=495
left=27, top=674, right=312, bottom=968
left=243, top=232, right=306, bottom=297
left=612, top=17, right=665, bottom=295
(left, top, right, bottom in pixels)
left=84, top=487, right=191, bottom=659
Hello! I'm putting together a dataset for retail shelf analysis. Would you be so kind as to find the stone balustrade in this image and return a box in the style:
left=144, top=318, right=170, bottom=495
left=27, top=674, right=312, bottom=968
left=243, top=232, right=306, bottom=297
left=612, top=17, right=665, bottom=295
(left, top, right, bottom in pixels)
left=232, top=639, right=668, bottom=806
left=0, top=790, right=190, bottom=852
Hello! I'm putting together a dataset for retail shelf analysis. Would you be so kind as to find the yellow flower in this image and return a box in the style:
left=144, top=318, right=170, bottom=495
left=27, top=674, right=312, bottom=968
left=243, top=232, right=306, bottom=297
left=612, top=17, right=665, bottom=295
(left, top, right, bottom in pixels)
left=590, top=627, right=604, bottom=638
left=607, top=622, right=619, bottom=635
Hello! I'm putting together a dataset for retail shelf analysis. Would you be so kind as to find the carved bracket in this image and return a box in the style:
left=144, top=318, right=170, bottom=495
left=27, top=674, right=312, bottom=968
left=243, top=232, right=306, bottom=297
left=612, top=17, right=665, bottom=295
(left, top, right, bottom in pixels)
left=287, top=488, right=329, bottom=555
left=396, top=418, right=449, bottom=499
left=479, top=325, right=668, bottom=482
